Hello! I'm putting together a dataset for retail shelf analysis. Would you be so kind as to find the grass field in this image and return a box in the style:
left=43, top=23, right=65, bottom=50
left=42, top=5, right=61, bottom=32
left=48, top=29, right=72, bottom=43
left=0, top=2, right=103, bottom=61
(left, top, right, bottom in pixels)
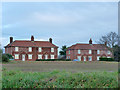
left=2, top=61, right=119, bottom=88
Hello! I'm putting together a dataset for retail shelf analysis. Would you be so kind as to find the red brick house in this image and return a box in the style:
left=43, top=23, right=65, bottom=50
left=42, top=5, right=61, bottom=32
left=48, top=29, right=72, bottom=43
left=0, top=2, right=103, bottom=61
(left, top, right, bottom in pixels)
left=66, top=39, right=112, bottom=61
left=4, top=36, right=58, bottom=61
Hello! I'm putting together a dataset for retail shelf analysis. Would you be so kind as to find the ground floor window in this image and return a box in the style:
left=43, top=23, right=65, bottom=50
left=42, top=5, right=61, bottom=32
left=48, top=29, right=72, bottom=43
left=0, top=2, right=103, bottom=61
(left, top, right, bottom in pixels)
left=97, top=56, right=100, bottom=60
left=84, top=56, right=86, bottom=61
left=107, top=56, right=111, bottom=58
left=45, top=55, right=48, bottom=59
left=38, top=54, right=42, bottom=59
left=77, top=56, right=81, bottom=61
left=28, top=54, right=32, bottom=59
left=51, top=55, right=54, bottom=59
left=15, top=54, right=19, bottom=59
left=88, top=56, right=92, bottom=61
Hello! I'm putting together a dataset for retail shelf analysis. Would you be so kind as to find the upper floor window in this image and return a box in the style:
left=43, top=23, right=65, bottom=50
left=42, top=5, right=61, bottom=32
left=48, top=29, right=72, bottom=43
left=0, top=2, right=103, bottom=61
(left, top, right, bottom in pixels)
left=78, top=50, right=81, bottom=54
left=107, top=51, right=111, bottom=54
left=51, top=48, right=54, bottom=52
left=97, top=50, right=100, bottom=54
left=38, top=47, right=42, bottom=52
left=69, top=50, right=70, bottom=54
left=89, top=50, right=92, bottom=54
left=29, top=47, right=32, bottom=52
left=15, top=54, right=19, bottom=59
left=15, top=47, right=18, bottom=52
left=28, top=54, right=32, bottom=59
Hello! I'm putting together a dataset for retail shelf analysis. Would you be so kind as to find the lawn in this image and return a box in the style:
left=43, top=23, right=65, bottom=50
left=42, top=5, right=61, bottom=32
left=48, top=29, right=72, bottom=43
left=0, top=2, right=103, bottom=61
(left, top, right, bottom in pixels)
left=1, top=61, right=119, bottom=88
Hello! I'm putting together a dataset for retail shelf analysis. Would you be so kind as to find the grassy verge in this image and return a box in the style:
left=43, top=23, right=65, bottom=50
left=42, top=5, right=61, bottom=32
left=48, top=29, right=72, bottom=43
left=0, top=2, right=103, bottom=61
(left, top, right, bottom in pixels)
left=2, top=68, right=118, bottom=88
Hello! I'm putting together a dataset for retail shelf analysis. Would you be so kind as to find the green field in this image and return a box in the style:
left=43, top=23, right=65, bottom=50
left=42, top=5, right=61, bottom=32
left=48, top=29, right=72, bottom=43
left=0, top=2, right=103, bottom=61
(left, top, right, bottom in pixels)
left=2, top=61, right=119, bottom=88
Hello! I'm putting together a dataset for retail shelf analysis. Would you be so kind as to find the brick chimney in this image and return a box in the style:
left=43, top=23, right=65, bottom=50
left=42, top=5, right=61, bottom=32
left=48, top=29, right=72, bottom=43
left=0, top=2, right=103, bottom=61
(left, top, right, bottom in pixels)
left=105, top=41, right=107, bottom=46
left=10, top=37, right=13, bottom=43
left=49, top=38, right=52, bottom=43
left=31, top=35, right=34, bottom=41
left=89, top=38, right=92, bottom=44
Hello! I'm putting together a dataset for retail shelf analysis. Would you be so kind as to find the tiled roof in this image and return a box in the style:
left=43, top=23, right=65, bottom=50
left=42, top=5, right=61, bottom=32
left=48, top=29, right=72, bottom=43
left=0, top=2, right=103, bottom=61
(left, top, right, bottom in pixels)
left=5, top=40, right=58, bottom=48
left=67, top=43, right=108, bottom=50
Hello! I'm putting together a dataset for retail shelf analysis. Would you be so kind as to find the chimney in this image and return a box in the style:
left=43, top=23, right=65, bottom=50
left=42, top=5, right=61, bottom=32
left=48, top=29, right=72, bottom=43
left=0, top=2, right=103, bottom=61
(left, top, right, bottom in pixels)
left=89, top=38, right=92, bottom=44
left=31, top=35, right=34, bottom=41
left=105, top=41, right=107, bottom=46
left=49, top=38, right=52, bottom=43
left=10, top=37, right=13, bottom=43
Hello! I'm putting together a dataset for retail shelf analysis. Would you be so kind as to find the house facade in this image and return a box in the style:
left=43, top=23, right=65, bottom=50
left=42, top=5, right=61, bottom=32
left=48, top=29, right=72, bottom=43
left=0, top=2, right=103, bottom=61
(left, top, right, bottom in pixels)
left=4, top=36, right=58, bottom=61
left=66, top=39, right=112, bottom=61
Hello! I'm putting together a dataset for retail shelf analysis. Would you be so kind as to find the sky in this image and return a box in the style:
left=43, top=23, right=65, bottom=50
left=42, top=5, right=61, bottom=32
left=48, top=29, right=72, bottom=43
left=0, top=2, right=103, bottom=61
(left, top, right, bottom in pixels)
left=2, top=2, right=118, bottom=53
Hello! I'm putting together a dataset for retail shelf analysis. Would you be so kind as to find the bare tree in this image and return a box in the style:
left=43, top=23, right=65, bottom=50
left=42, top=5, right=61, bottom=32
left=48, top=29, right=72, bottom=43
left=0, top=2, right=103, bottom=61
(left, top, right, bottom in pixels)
left=97, top=32, right=120, bottom=60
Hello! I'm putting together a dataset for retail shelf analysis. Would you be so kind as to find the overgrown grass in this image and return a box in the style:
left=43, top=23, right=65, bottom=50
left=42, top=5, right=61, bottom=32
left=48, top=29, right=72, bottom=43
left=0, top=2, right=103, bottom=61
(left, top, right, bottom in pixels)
left=2, top=68, right=118, bottom=88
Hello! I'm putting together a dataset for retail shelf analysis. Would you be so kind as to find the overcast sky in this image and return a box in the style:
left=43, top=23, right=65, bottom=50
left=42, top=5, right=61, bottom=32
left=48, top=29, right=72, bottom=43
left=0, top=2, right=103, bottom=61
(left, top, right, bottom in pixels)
left=2, top=2, right=118, bottom=52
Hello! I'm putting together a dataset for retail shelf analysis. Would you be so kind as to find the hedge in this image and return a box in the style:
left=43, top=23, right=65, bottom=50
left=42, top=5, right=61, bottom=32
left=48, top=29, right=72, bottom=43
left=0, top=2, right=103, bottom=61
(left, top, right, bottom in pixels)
left=99, top=57, right=114, bottom=61
left=36, top=59, right=71, bottom=61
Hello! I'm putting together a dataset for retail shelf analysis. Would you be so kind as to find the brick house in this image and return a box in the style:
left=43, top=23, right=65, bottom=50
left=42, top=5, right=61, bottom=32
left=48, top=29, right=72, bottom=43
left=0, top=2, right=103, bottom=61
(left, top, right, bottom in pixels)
left=66, top=39, right=112, bottom=61
left=4, top=36, right=58, bottom=61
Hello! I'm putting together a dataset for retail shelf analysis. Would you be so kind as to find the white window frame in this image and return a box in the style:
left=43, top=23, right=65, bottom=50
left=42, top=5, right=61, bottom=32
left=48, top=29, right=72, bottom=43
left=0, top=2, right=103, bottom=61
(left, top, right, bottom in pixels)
left=97, top=50, right=100, bottom=54
left=15, top=47, right=19, bottom=52
left=107, top=51, right=111, bottom=54
left=77, top=56, right=81, bottom=61
left=89, top=50, right=92, bottom=54
left=28, top=54, right=32, bottom=59
left=38, top=54, right=42, bottom=59
left=84, top=56, right=86, bottom=61
left=69, top=50, right=70, bottom=54
left=97, top=56, right=100, bottom=61
left=88, top=56, right=92, bottom=61
left=15, top=54, right=19, bottom=59
left=38, top=47, right=42, bottom=52
left=51, top=48, right=54, bottom=52
left=28, top=47, right=32, bottom=52
left=78, top=50, right=81, bottom=54
left=51, top=55, right=54, bottom=59
left=45, top=55, right=48, bottom=59
left=107, top=56, right=111, bottom=58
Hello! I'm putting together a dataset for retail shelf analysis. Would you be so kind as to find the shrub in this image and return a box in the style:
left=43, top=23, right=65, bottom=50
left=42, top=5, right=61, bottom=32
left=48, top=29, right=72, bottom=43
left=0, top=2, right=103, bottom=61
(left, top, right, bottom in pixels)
left=2, top=54, right=9, bottom=62
left=99, top=57, right=114, bottom=61
left=36, top=59, right=71, bottom=61
left=5, top=54, right=13, bottom=59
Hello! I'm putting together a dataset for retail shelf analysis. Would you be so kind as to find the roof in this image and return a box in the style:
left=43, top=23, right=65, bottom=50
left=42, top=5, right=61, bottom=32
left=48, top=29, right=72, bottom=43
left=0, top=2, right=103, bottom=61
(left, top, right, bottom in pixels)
left=5, top=40, right=58, bottom=48
left=67, top=43, right=108, bottom=50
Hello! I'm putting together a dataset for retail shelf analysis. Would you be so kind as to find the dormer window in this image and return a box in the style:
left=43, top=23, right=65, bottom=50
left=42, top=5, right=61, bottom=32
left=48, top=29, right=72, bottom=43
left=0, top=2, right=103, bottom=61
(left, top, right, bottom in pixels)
left=29, top=47, right=32, bottom=52
left=51, top=48, right=54, bottom=52
left=38, top=47, right=42, bottom=52
left=97, top=50, right=100, bottom=54
left=89, top=50, right=92, bottom=54
left=15, top=47, right=18, bottom=52
left=78, top=50, right=81, bottom=54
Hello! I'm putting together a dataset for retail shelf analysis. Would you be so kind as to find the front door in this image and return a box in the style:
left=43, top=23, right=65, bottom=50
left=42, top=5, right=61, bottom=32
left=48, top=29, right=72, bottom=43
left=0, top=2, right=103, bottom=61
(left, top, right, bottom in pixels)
left=45, top=55, right=48, bottom=59
left=22, top=54, right=25, bottom=61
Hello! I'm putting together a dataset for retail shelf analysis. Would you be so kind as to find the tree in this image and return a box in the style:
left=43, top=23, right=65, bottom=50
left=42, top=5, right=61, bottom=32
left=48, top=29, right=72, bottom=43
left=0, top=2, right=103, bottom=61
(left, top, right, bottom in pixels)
left=59, top=45, right=67, bottom=57
left=97, top=32, right=120, bottom=61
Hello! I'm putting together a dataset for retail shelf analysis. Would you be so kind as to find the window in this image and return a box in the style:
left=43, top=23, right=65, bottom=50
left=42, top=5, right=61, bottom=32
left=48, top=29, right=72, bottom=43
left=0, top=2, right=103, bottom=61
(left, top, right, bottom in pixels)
left=107, top=51, right=111, bottom=54
left=45, top=55, right=48, bottom=59
left=38, top=54, right=42, bottom=59
left=84, top=56, right=86, bottom=61
left=78, top=50, right=81, bottom=54
left=107, top=56, right=111, bottom=58
left=51, top=55, right=54, bottom=59
left=15, top=47, right=18, bottom=52
left=51, top=48, right=54, bottom=52
left=29, top=47, right=32, bottom=52
left=28, top=54, right=32, bottom=59
left=15, top=54, right=19, bottom=59
left=97, top=50, right=100, bottom=54
left=38, top=47, right=42, bottom=52
left=97, top=56, right=100, bottom=61
left=77, top=56, right=81, bottom=61
left=69, top=50, right=70, bottom=54
left=89, top=50, right=92, bottom=54
left=88, top=56, right=92, bottom=61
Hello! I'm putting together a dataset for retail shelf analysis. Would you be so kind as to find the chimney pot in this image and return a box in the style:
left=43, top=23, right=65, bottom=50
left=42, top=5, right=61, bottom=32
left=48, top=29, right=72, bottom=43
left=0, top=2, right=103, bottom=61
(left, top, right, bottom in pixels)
left=105, top=41, right=107, bottom=46
left=31, top=35, right=34, bottom=41
left=49, top=38, right=52, bottom=43
left=89, top=38, right=92, bottom=44
left=10, top=37, right=13, bottom=43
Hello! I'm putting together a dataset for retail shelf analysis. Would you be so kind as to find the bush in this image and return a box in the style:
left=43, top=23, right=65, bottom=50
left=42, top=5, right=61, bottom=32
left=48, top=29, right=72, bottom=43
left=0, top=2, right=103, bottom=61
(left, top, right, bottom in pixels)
left=99, top=57, right=114, bottom=61
left=36, top=59, right=71, bottom=61
left=2, top=54, right=9, bottom=62
left=5, top=54, right=13, bottom=59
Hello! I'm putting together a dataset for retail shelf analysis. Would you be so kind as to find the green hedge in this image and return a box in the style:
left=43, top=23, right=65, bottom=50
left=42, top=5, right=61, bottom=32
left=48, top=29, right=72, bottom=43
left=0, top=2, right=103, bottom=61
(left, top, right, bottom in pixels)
left=99, top=57, right=114, bottom=61
left=36, top=59, right=71, bottom=61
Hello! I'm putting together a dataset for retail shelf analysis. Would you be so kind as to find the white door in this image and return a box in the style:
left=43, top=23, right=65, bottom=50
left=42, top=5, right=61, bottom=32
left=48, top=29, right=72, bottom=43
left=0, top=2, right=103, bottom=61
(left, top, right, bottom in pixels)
left=84, top=56, right=86, bottom=61
left=45, top=55, right=48, bottom=59
left=22, top=54, right=25, bottom=61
